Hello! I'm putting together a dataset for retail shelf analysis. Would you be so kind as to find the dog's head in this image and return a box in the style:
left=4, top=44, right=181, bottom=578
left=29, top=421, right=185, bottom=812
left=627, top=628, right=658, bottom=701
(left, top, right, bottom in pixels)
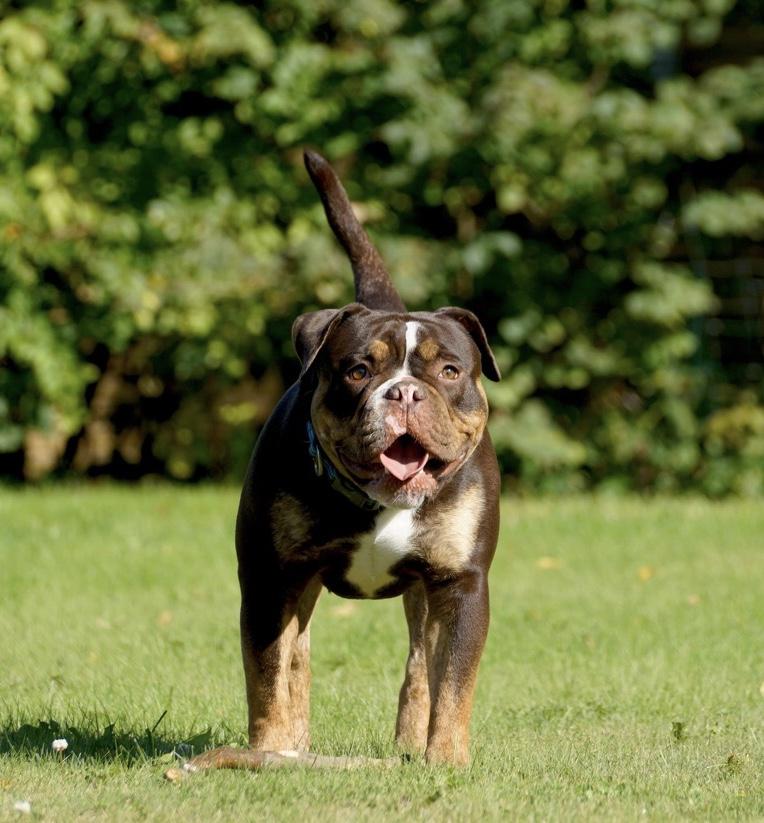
left=294, top=303, right=500, bottom=508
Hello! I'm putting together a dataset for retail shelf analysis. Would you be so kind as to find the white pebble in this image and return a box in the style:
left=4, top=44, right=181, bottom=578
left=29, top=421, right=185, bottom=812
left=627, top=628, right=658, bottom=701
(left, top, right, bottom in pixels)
left=13, top=800, right=31, bottom=814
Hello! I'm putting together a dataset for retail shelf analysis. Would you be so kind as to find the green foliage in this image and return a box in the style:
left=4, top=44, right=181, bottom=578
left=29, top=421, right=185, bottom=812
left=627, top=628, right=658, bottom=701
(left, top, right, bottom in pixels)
left=0, top=0, right=762, bottom=491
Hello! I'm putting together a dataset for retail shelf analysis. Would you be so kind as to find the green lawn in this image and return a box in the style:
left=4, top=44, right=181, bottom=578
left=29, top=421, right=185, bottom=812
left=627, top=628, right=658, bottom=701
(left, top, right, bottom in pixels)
left=1, top=487, right=762, bottom=821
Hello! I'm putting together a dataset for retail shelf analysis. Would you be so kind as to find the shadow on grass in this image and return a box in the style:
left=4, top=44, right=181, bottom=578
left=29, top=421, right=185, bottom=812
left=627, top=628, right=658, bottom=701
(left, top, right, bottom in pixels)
left=0, top=716, right=219, bottom=765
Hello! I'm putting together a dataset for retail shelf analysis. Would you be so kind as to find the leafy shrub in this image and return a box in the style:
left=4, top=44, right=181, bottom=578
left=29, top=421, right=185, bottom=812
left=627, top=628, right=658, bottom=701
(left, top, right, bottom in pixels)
left=0, top=0, right=762, bottom=492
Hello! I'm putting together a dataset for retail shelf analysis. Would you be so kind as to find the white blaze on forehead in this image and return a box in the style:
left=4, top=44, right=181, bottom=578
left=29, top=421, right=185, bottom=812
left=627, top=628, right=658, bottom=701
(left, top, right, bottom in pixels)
left=370, top=320, right=423, bottom=411
left=403, top=321, right=421, bottom=373
left=345, top=508, right=416, bottom=596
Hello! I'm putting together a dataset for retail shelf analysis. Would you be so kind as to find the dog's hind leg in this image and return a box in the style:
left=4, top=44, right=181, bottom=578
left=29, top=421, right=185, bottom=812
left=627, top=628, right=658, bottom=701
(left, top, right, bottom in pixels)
left=288, top=576, right=322, bottom=751
left=395, top=581, right=430, bottom=754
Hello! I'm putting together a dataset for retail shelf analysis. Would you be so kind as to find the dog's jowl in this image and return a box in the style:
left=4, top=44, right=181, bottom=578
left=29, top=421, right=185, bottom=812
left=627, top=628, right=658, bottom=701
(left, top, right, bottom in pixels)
left=184, top=151, right=501, bottom=773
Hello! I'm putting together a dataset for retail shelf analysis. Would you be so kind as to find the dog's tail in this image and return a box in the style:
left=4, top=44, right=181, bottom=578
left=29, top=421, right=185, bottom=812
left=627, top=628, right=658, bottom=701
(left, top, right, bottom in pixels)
left=304, top=150, right=406, bottom=313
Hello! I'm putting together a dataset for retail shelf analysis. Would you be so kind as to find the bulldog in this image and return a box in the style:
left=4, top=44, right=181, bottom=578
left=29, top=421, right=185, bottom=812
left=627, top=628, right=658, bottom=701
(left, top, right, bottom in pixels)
left=181, top=151, right=501, bottom=774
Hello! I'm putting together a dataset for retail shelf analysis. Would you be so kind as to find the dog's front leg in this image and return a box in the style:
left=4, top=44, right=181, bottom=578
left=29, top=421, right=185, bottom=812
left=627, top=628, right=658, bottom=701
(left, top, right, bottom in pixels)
left=240, top=574, right=321, bottom=752
left=424, top=572, right=490, bottom=766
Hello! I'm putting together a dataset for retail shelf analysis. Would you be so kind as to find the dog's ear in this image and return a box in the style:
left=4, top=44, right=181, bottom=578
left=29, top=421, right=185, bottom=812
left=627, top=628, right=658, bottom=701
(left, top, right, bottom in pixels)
left=292, top=303, right=368, bottom=377
left=434, top=307, right=501, bottom=382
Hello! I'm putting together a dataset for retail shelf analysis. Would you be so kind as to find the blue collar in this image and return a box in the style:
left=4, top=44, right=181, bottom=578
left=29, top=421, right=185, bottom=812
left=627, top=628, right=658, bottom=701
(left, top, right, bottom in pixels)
left=306, top=420, right=382, bottom=512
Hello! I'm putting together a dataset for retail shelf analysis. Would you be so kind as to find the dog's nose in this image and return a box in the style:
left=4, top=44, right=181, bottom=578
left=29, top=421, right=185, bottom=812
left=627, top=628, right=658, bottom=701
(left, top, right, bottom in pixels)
left=384, top=381, right=426, bottom=404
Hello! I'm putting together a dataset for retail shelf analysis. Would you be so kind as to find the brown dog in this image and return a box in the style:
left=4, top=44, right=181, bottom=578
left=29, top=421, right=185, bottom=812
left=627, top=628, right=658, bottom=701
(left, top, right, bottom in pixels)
left=180, top=151, right=501, bottom=775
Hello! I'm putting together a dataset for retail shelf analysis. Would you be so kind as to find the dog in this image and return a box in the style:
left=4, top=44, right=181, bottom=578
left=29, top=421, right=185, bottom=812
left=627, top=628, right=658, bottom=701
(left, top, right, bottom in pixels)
left=180, top=150, right=501, bottom=774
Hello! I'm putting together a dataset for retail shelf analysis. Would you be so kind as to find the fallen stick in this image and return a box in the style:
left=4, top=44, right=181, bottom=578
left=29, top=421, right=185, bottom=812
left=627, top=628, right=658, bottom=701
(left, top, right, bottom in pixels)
left=164, top=747, right=400, bottom=781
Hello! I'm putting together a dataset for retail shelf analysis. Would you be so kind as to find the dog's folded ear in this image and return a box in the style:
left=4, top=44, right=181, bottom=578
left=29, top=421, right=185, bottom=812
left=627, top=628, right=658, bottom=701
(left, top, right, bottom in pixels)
left=434, top=307, right=501, bottom=382
left=292, top=303, right=368, bottom=377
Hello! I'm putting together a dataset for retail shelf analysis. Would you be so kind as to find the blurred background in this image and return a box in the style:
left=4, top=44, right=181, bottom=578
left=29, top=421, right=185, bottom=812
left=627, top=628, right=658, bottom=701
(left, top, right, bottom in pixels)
left=0, top=0, right=762, bottom=494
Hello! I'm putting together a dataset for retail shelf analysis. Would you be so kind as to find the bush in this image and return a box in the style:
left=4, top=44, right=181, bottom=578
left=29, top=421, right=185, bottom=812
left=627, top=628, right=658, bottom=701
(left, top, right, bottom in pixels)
left=0, top=0, right=762, bottom=492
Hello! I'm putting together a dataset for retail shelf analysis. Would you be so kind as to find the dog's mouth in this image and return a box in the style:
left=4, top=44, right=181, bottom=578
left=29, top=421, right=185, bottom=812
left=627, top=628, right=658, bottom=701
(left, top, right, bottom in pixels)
left=340, top=434, right=450, bottom=486
left=379, top=434, right=429, bottom=482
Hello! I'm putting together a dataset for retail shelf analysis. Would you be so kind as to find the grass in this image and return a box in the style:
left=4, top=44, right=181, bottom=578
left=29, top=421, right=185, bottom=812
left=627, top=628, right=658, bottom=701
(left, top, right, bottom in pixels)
left=0, top=486, right=762, bottom=821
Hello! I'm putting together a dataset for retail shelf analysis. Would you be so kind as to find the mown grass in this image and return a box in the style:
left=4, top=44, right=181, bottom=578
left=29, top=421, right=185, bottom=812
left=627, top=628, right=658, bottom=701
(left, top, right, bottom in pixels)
left=0, top=487, right=762, bottom=821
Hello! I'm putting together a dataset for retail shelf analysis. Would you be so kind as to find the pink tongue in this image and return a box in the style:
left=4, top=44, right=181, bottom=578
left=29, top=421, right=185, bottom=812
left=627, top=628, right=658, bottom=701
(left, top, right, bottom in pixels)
left=380, top=438, right=429, bottom=482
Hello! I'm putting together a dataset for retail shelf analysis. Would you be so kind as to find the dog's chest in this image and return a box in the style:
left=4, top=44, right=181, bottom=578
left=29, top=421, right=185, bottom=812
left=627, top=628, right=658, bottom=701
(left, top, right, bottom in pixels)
left=344, top=508, right=416, bottom=597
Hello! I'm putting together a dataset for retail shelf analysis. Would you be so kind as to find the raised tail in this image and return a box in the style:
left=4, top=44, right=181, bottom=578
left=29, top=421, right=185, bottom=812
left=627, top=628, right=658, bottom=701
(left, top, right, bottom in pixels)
left=304, top=150, right=406, bottom=313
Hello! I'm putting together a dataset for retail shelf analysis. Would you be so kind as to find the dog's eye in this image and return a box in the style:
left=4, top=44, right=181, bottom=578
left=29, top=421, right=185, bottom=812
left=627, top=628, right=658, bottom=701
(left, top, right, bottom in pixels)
left=346, top=364, right=369, bottom=382
left=439, top=365, right=460, bottom=380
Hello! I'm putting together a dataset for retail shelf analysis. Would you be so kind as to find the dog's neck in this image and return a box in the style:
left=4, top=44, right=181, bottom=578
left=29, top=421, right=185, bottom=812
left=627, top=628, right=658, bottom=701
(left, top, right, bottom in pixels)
left=305, top=419, right=383, bottom=512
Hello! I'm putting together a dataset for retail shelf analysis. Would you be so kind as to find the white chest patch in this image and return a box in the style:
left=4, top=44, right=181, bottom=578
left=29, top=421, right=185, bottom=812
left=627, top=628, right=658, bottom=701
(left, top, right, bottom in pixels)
left=345, top=508, right=417, bottom=597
